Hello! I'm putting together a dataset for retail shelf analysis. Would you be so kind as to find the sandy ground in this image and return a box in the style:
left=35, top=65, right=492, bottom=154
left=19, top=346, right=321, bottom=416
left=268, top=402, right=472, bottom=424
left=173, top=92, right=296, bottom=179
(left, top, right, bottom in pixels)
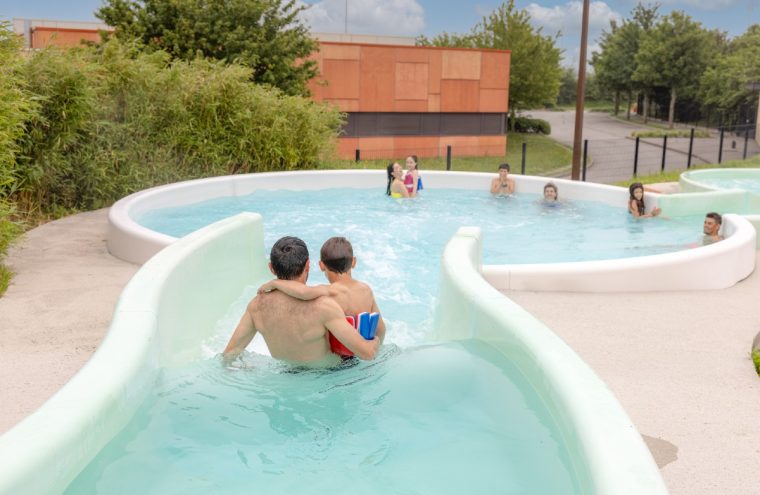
left=0, top=209, right=138, bottom=434
left=1, top=207, right=759, bottom=494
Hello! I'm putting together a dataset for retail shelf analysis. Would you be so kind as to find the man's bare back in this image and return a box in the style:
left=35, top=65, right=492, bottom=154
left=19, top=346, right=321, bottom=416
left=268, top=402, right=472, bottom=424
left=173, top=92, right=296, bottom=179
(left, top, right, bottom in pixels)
left=248, top=291, right=338, bottom=365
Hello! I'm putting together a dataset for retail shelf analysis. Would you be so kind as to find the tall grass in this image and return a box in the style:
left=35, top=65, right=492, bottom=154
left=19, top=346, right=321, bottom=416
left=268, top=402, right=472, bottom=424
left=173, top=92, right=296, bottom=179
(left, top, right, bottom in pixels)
left=4, top=38, right=344, bottom=213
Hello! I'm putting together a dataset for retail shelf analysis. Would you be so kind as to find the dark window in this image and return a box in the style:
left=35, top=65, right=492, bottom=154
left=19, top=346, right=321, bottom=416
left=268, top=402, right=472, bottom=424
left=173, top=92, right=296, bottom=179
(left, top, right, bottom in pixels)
left=341, top=113, right=507, bottom=137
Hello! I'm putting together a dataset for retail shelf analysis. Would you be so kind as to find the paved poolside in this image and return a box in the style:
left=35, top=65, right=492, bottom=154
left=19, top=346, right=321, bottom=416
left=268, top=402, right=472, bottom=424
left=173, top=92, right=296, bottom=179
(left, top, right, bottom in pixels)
left=0, top=207, right=758, bottom=494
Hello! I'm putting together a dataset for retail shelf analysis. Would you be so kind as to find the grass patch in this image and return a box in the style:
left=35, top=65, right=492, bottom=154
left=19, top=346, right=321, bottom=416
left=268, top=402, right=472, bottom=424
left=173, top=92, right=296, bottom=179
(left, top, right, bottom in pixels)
left=315, top=133, right=572, bottom=176
left=0, top=203, right=24, bottom=297
left=753, top=349, right=760, bottom=376
left=632, top=129, right=711, bottom=138
left=0, top=265, right=11, bottom=297
left=615, top=153, right=760, bottom=187
left=550, top=100, right=615, bottom=112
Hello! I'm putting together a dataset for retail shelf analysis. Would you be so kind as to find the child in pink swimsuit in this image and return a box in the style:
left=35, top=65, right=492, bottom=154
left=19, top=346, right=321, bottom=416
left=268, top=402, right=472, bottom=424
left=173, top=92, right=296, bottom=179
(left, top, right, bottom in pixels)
left=404, top=155, right=420, bottom=196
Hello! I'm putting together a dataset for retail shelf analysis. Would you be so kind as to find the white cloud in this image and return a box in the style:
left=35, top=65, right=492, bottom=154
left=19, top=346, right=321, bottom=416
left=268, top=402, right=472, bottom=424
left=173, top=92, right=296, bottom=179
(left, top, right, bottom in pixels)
left=526, top=1, right=622, bottom=37
left=524, top=2, right=622, bottom=68
left=298, top=0, right=425, bottom=36
left=657, top=0, right=740, bottom=9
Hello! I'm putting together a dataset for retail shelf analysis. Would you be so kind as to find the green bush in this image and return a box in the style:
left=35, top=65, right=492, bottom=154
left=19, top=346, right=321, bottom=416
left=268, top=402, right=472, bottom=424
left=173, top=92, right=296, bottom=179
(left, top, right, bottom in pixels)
left=632, top=129, right=711, bottom=138
left=512, top=116, right=551, bottom=135
left=753, top=349, right=760, bottom=376
left=8, top=39, right=344, bottom=213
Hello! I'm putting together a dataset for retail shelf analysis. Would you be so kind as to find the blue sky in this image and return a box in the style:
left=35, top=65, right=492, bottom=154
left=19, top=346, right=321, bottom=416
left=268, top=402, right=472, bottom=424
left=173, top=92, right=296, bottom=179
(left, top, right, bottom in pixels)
left=2, top=0, right=758, bottom=67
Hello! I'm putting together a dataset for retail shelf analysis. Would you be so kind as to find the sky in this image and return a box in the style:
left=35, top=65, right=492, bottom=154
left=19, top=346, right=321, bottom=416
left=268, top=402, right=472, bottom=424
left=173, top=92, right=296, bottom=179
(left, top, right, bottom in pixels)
left=2, top=0, right=758, bottom=68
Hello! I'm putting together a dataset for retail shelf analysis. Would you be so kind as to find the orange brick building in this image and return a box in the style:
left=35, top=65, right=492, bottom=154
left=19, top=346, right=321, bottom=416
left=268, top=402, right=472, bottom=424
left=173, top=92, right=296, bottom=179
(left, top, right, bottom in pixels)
left=13, top=20, right=511, bottom=160
left=309, top=42, right=510, bottom=159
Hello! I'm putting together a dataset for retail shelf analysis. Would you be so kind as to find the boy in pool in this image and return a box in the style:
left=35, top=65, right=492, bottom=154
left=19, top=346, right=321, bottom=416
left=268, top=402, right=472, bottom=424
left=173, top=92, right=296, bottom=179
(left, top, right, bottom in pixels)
left=490, top=163, right=515, bottom=196
left=258, top=237, right=386, bottom=354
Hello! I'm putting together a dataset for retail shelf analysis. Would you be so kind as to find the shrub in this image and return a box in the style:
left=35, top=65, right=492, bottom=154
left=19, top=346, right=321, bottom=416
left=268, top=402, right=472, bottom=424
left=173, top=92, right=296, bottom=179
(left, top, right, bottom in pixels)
left=511, top=116, right=551, bottom=135
left=10, top=39, right=344, bottom=213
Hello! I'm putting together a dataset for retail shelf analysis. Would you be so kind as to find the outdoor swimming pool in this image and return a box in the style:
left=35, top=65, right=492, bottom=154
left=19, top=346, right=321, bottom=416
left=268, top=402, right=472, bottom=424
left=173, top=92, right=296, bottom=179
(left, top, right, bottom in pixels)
left=138, top=188, right=705, bottom=343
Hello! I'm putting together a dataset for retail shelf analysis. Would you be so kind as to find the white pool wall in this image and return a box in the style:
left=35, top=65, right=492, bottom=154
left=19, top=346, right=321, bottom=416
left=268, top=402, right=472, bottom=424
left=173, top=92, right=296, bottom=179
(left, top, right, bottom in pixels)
left=0, top=213, right=268, bottom=495
left=108, top=170, right=755, bottom=292
left=436, top=227, right=668, bottom=494
left=679, top=168, right=760, bottom=248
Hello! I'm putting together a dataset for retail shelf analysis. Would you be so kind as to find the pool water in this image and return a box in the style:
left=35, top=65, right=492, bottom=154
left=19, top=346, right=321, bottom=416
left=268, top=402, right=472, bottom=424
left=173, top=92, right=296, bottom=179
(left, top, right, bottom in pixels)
left=694, top=177, right=760, bottom=195
left=140, top=188, right=705, bottom=345
left=64, top=341, right=581, bottom=494
left=64, top=187, right=694, bottom=493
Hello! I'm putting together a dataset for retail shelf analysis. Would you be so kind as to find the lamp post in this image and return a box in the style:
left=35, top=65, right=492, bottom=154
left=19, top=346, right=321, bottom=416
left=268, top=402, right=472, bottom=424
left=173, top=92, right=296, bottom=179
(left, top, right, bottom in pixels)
left=571, top=0, right=590, bottom=181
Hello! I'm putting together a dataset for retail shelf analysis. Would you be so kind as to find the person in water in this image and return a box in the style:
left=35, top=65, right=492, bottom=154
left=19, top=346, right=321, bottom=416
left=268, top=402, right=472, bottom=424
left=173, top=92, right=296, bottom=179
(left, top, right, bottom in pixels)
left=628, top=182, right=661, bottom=218
left=490, top=163, right=515, bottom=196
left=404, top=155, right=421, bottom=197
left=223, top=236, right=380, bottom=365
left=543, top=182, right=558, bottom=203
left=258, top=237, right=386, bottom=356
left=387, top=162, right=409, bottom=198
left=702, top=212, right=724, bottom=245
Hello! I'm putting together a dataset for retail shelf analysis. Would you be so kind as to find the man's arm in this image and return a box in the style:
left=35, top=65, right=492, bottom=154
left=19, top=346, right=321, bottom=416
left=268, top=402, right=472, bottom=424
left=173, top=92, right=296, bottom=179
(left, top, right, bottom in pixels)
left=223, top=302, right=257, bottom=360
left=320, top=299, right=379, bottom=360
left=258, top=279, right=331, bottom=300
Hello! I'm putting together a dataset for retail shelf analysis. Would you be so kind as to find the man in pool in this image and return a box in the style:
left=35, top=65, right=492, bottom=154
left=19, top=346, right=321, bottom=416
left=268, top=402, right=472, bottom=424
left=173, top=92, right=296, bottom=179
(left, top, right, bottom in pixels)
left=703, top=212, right=724, bottom=245
left=223, top=236, right=380, bottom=365
left=490, top=163, right=515, bottom=196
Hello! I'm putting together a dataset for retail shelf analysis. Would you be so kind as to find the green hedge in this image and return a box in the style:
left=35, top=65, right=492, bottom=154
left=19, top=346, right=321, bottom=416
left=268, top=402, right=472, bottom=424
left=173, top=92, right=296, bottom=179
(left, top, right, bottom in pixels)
left=4, top=38, right=344, bottom=213
left=511, top=116, right=551, bottom=135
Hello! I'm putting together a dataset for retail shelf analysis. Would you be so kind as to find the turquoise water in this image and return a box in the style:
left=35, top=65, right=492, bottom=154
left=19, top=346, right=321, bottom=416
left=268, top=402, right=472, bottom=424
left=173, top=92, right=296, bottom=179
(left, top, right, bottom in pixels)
left=695, top=176, right=760, bottom=195
left=62, top=187, right=698, bottom=493
left=64, top=341, right=581, bottom=494
left=139, top=188, right=704, bottom=344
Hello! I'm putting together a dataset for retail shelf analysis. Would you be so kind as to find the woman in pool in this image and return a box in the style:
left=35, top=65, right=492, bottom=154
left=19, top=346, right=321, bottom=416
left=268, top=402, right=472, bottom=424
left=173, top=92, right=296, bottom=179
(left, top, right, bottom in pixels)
left=386, top=162, right=409, bottom=198
left=543, top=182, right=559, bottom=204
left=628, top=182, right=661, bottom=218
left=404, top=155, right=421, bottom=197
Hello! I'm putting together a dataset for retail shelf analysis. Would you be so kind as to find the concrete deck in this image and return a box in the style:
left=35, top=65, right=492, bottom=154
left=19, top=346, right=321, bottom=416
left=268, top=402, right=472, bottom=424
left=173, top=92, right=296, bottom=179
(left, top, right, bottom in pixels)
left=0, top=207, right=758, bottom=494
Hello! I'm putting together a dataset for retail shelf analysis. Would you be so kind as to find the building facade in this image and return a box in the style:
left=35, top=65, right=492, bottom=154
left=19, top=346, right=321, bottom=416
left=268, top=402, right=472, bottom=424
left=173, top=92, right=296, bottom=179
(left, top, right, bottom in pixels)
left=13, top=20, right=511, bottom=159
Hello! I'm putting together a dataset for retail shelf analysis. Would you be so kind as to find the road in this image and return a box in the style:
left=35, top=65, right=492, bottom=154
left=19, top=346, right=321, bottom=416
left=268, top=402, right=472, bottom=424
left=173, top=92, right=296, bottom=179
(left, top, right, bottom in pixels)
left=526, top=110, right=759, bottom=183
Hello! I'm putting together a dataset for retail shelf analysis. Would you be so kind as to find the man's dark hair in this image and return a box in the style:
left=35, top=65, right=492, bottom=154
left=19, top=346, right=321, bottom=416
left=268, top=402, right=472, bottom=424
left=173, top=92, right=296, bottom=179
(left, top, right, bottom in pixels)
left=706, top=212, right=722, bottom=225
left=498, top=163, right=510, bottom=172
left=320, top=237, right=353, bottom=273
left=270, top=236, right=309, bottom=280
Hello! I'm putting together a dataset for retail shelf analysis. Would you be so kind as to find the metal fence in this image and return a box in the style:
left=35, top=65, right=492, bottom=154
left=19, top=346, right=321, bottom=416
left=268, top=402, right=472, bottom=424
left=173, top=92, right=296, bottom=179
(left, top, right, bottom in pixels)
left=580, top=123, right=759, bottom=183
left=347, top=124, right=759, bottom=182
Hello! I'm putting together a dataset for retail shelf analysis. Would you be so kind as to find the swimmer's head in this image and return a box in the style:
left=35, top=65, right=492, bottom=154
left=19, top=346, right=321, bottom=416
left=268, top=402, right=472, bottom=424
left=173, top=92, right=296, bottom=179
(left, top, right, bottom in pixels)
left=704, top=212, right=722, bottom=235
left=498, top=163, right=510, bottom=180
left=320, top=237, right=355, bottom=274
left=270, top=236, right=309, bottom=280
left=543, top=182, right=558, bottom=201
left=629, top=182, right=644, bottom=201
left=406, top=155, right=419, bottom=171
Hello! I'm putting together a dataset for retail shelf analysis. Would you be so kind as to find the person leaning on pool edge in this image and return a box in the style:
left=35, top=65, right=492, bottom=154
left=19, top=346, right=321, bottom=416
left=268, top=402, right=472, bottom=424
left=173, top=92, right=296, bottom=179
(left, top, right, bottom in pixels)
left=703, top=212, right=724, bottom=245
left=490, top=163, right=515, bottom=196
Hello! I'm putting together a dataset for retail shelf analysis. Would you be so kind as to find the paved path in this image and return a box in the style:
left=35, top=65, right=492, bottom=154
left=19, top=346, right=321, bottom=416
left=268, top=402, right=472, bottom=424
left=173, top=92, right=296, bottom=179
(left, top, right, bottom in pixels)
left=528, top=110, right=759, bottom=183
left=1, top=208, right=759, bottom=494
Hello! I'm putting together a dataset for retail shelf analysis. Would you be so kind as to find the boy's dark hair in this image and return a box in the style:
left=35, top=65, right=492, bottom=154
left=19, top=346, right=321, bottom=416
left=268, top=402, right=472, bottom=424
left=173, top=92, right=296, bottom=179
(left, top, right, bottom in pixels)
left=498, top=163, right=510, bottom=172
left=706, top=212, right=722, bottom=225
left=544, top=181, right=558, bottom=199
left=270, top=236, right=309, bottom=280
left=320, top=236, right=354, bottom=274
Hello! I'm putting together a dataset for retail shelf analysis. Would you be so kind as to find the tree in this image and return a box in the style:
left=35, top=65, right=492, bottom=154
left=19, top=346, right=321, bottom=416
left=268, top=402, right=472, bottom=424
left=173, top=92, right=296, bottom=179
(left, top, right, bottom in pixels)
left=591, top=3, right=659, bottom=119
left=418, top=0, right=562, bottom=130
left=633, top=11, right=716, bottom=127
left=97, top=0, right=317, bottom=96
left=700, top=24, right=760, bottom=126
left=557, top=67, right=576, bottom=106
